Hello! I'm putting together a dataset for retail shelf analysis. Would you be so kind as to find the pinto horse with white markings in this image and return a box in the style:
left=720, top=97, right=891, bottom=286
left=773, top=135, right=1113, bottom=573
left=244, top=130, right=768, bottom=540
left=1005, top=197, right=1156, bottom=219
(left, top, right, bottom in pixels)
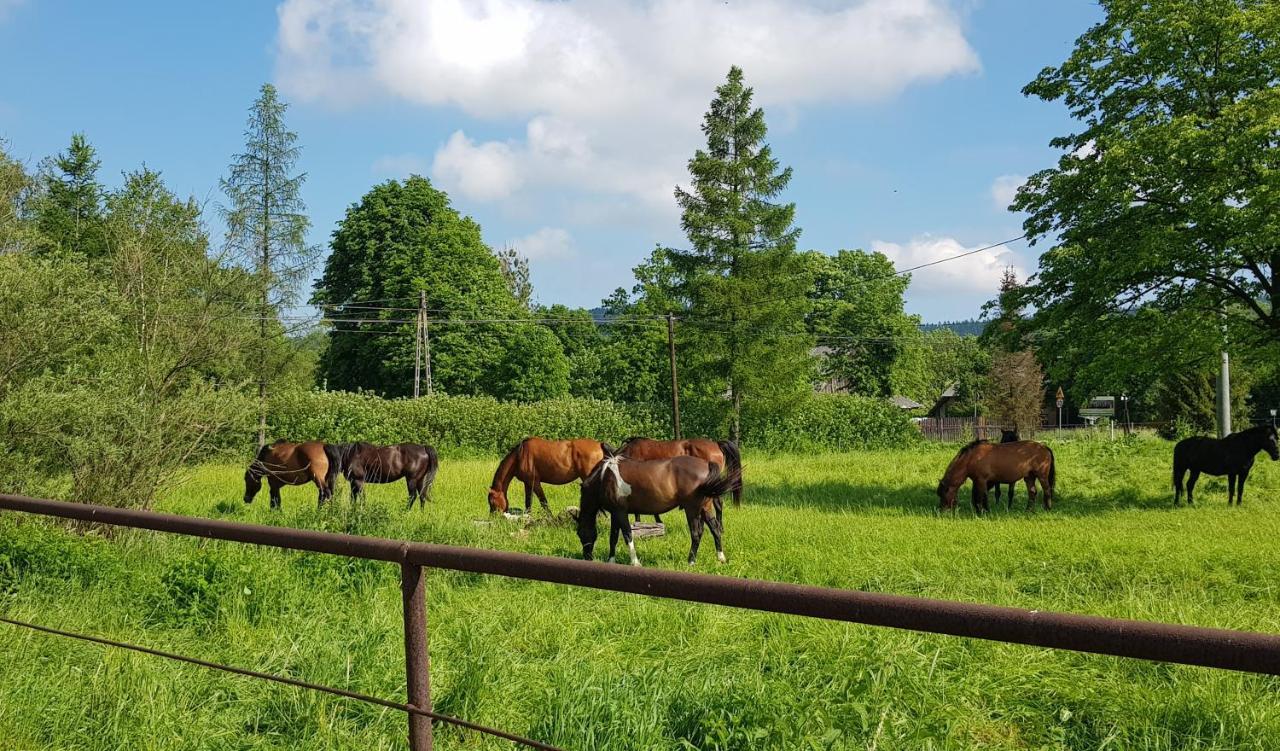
left=577, top=446, right=741, bottom=567
left=618, top=436, right=742, bottom=524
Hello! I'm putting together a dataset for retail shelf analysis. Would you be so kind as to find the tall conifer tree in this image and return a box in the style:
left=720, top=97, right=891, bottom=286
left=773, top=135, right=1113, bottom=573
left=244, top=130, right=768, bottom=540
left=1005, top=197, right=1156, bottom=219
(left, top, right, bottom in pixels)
left=221, top=84, right=317, bottom=448
left=672, top=66, right=813, bottom=441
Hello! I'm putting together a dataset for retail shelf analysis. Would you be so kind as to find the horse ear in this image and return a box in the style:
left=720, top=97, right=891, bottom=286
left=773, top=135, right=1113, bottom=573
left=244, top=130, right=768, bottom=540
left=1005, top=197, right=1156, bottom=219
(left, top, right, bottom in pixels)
left=600, top=442, right=616, bottom=458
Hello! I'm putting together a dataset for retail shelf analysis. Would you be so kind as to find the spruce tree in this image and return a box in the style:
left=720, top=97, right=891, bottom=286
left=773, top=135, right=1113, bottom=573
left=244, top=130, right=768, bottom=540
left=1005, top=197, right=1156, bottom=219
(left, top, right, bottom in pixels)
left=672, top=66, right=813, bottom=441
left=221, top=84, right=317, bottom=448
left=36, top=133, right=105, bottom=258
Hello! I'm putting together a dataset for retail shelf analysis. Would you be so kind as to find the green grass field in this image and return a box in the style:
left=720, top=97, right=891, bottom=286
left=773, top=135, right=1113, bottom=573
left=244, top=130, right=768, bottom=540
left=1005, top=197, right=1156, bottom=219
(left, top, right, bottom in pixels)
left=3, top=435, right=1280, bottom=750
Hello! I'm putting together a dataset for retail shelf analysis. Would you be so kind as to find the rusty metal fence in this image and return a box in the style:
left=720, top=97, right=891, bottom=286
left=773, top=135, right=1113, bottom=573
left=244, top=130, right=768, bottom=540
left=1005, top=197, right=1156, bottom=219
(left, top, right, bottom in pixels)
left=3, top=492, right=1280, bottom=750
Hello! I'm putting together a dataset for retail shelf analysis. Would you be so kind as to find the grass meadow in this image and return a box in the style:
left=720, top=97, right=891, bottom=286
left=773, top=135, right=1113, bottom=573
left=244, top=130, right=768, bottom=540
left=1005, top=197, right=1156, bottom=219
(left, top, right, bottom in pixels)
left=2, top=434, right=1280, bottom=749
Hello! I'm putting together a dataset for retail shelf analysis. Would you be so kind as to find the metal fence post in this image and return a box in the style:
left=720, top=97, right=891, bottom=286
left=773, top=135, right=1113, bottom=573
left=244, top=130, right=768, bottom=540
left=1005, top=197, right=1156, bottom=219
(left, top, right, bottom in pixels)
left=401, top=562, right=433, bottom=750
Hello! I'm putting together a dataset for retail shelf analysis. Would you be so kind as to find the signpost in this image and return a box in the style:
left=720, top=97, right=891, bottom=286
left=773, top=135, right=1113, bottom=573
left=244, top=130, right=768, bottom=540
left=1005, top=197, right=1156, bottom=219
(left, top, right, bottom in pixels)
left=1271, top=408, right=1277, bottom=431
left=1055, top=386, right=1065, bottom=433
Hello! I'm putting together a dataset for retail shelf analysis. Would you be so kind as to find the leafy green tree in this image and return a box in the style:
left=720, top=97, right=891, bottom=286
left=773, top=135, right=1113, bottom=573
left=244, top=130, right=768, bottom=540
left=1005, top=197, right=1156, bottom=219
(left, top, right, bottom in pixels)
left=313, top=177, right=569, bottom=399
left=672, top=66, right=814, bottom=440
left=2, top=169, right=257, bottom=506
left=221, top=83, right=318, bottom=447
left=805, top=249, right=917, bottom=397
left=1013, top=0, right=1280, bottom=350
left=893, top=328, right=989, bottom=413
left=0, top=142, right=41, bottom=255
left=34, top=133, right=105, bottom=258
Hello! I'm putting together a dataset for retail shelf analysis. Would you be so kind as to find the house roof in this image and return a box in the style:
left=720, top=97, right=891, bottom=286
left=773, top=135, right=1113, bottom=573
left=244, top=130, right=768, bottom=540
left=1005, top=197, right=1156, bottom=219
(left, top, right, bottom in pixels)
left=890, top=395, right=924, bottom=410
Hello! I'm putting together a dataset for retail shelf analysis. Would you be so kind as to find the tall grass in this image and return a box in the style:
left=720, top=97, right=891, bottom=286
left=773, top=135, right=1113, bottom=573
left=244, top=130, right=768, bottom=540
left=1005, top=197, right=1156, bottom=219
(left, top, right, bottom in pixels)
left=2, top=436, right=1279, bottom=749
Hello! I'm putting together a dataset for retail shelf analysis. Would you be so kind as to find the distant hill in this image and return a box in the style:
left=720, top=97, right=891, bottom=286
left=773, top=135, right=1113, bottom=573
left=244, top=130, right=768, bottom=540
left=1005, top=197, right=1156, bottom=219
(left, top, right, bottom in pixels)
left=920, top=319, right=986, bottom=337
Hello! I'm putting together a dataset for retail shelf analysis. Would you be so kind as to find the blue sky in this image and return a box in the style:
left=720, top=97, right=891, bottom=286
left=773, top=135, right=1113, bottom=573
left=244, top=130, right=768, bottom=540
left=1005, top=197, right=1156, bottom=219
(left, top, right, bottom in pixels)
left=0, top=0, right=1101, bottom=322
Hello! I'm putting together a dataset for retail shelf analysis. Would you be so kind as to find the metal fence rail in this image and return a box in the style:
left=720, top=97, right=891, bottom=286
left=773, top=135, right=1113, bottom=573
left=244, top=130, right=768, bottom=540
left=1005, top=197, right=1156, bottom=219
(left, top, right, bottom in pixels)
left=3, top=492, right=1280, bottom=750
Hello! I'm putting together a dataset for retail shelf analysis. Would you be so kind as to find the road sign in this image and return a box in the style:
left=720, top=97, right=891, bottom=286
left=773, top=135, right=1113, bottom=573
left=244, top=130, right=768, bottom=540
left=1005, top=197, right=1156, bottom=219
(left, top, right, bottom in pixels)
left=1080, top=396, right=1116, bottom=418
left=1056, top=386, right=1065, bottom=400
left=1056, top=398, right=1064, bottom=409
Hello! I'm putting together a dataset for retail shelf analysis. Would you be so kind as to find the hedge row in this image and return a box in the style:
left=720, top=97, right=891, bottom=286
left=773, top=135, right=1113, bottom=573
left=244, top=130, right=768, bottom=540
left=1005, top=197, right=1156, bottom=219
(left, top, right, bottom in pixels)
left=267, top=390, right=917, bottom=455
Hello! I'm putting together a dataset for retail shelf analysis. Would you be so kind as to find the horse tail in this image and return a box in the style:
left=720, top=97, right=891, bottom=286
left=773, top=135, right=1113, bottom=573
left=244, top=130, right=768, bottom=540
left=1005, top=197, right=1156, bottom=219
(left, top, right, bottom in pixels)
left=1047, top=446, right=1056, bottom=495
left=420, top=446, right=440, bottom=502
left=698, top=462, right=742, bottom=501
left=323, top=443, right=343, bottom=489
left=717, top=440, right=743, bottom=506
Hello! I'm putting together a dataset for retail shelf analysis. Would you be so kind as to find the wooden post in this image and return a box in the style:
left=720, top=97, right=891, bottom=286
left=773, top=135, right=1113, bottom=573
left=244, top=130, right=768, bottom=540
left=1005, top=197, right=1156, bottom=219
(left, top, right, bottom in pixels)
left=667, top=313, right=681, bottom=440
left=424, top=305, right=433, bottom=397
left=401, top=562, right=432, bottom=750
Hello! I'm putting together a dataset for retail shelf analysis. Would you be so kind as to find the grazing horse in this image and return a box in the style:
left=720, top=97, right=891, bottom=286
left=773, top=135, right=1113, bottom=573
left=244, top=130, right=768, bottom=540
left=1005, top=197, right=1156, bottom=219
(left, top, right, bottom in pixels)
left=990, top=429, right=1021, bottom=509
left=937, top=439, right=1055, bottom=514
left=618, top=437, right=743, bottom=524
left=333, top=442, right=439, bottom=509
left=577, top=449, right=741, bottom=566
left=1173, top=424, right=1279, bottom=506
left=244, top=440, right=337, bottom=510
left=487, top=437, right=604, bottom=514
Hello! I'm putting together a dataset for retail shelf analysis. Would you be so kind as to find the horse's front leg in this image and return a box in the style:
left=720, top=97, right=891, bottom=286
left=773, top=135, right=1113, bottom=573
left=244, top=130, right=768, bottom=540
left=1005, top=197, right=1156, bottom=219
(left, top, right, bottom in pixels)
left=1227, top=473, right=1238, bottom=506
left=971, top=478, right=989, bottom=516
left=268, top=478, right=283, bottom=510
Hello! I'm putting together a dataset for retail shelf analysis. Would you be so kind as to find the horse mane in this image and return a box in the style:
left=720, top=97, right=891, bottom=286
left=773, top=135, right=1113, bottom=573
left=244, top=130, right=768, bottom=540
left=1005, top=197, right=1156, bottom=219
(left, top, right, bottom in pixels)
left=955, top=438, right=989, bottom=457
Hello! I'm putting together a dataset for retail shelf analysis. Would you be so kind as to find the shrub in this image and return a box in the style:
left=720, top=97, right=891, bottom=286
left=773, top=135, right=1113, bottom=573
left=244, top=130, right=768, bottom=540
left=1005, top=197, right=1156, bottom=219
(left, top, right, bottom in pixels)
left=268, top=389, right=916, bottom=454
left=268, top=390, right=664, bottom=454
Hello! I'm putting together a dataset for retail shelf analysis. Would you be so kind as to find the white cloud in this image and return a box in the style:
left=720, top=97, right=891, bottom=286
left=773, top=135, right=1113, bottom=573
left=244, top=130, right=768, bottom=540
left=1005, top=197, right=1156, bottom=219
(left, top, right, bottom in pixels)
left=431, top=131, right=524, bottom=201
left=872, top=235, right=1025, bottom=298
left=276, top=0, right=980, bottom=224
left=990, top=174, right=1025, bottom=211
left=508, top=226, right=574, bottom=262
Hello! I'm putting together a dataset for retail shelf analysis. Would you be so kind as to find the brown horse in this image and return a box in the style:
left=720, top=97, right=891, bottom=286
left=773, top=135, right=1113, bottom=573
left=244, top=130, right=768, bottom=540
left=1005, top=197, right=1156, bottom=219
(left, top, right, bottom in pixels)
left=618, top=436, right=743, bottom=523
left=244, top=440, right=337, bottom=510
left=333, top=442, right=439, bottom=509
left=578, top=450, right=740, bottom=566
left=487, top=437, right=604, bottom=514
left=937, top=439, right=1055, bottom=514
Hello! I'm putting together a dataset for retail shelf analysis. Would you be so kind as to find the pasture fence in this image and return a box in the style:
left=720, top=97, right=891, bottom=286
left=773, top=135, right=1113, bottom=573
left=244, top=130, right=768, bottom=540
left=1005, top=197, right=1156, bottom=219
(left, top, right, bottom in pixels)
left=4, top=492, right=1280, bottom=750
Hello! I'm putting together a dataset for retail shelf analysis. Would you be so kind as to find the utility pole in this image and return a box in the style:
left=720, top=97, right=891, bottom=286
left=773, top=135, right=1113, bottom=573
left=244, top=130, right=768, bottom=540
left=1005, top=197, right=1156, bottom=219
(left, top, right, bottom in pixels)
left=1218, top=349, right=1232, bottom=438
left=413, top=291, right=423, bottom=398
left=666, top=313, right=681, bottom=440
left=423, top=301, right=433, bottom=396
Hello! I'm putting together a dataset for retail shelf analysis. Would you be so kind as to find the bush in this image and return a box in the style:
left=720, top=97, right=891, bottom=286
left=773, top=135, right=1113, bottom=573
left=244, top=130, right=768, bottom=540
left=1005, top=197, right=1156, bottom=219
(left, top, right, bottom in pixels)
left=742, top=394, right=918, bottom=452
left=268, top=389, right=916, bottom=454
left=268, top=390, right=664, bottom=454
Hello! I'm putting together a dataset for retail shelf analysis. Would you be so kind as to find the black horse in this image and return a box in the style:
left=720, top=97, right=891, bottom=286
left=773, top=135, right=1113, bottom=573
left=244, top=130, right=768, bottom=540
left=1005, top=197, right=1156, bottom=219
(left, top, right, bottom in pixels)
left=1173, top=425, right=1279, bottom=505
left=332, top=442, right=439, bottom=509
left=990, top=429, right=1020, bottom=509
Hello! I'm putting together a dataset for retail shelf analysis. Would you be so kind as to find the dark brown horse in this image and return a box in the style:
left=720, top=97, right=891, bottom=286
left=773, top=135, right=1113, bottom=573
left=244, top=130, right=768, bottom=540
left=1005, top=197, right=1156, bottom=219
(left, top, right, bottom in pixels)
left=1174, top=424, right=1278, bottom=505
left=937, top=439, right=1055, bottom=514
left=487, top=437, right=604, bottom=514
left=333, top=442, right=439, bottom=509
left=618, top=437, right=743, bottom=523
left=244, top=440, right=338, bottom=510
left=990, top=429, right=1021, bottom=509
left=578, top=449, right=740, bottom=566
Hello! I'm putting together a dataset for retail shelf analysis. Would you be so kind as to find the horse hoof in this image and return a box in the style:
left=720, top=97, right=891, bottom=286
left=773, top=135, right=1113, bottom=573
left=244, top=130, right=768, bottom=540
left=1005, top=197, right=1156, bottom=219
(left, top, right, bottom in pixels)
left=717, top=552, right=727, bottom=563
left=607, top=557, right=616, bottom=563
left=631, top=559, right=642, bottom=567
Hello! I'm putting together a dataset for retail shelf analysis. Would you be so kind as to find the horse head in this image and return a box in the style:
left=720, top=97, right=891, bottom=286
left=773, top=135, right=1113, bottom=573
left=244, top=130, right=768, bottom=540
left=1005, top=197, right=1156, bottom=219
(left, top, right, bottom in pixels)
left=487, top=487, right=508, bottom=514
left=1266, top=426, right=1280, bottom=461
left=1000, top=429, right=1020, bottom=443
left=936, top=478, right=957, bottom=510
left=600, top=442, right=617, bottom=458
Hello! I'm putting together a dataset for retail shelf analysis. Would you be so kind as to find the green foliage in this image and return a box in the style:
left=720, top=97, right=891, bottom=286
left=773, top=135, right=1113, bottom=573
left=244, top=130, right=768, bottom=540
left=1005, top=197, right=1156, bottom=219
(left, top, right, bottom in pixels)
left=1014, top=0, right=1280, bottom=350
left=269, top=389, right=663, bottom=454
left=33, top=133, right=105, bottom=258
left=0, top=142, right=41, bottom=255
left=740, top=394, right=919, bottom=452
left=892, top=329, right=989, bottom=414
left=147, top=556, right=227, bottom=629
left=313, top=176, right=570, bottom=400
left=496, top=244, right=532, bottom=308
left=672, top=66, right=815, bottom=439
left=806, top=249, right=918, bottom=397
left=985, top=350, right=1047, bottom=435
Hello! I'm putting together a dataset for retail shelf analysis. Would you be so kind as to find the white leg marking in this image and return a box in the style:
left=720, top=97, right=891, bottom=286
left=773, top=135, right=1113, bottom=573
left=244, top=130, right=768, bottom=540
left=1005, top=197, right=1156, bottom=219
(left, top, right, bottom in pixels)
left=628, top=540, right=640, bottom=566
left=717, top=551, right=727, bottom=563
